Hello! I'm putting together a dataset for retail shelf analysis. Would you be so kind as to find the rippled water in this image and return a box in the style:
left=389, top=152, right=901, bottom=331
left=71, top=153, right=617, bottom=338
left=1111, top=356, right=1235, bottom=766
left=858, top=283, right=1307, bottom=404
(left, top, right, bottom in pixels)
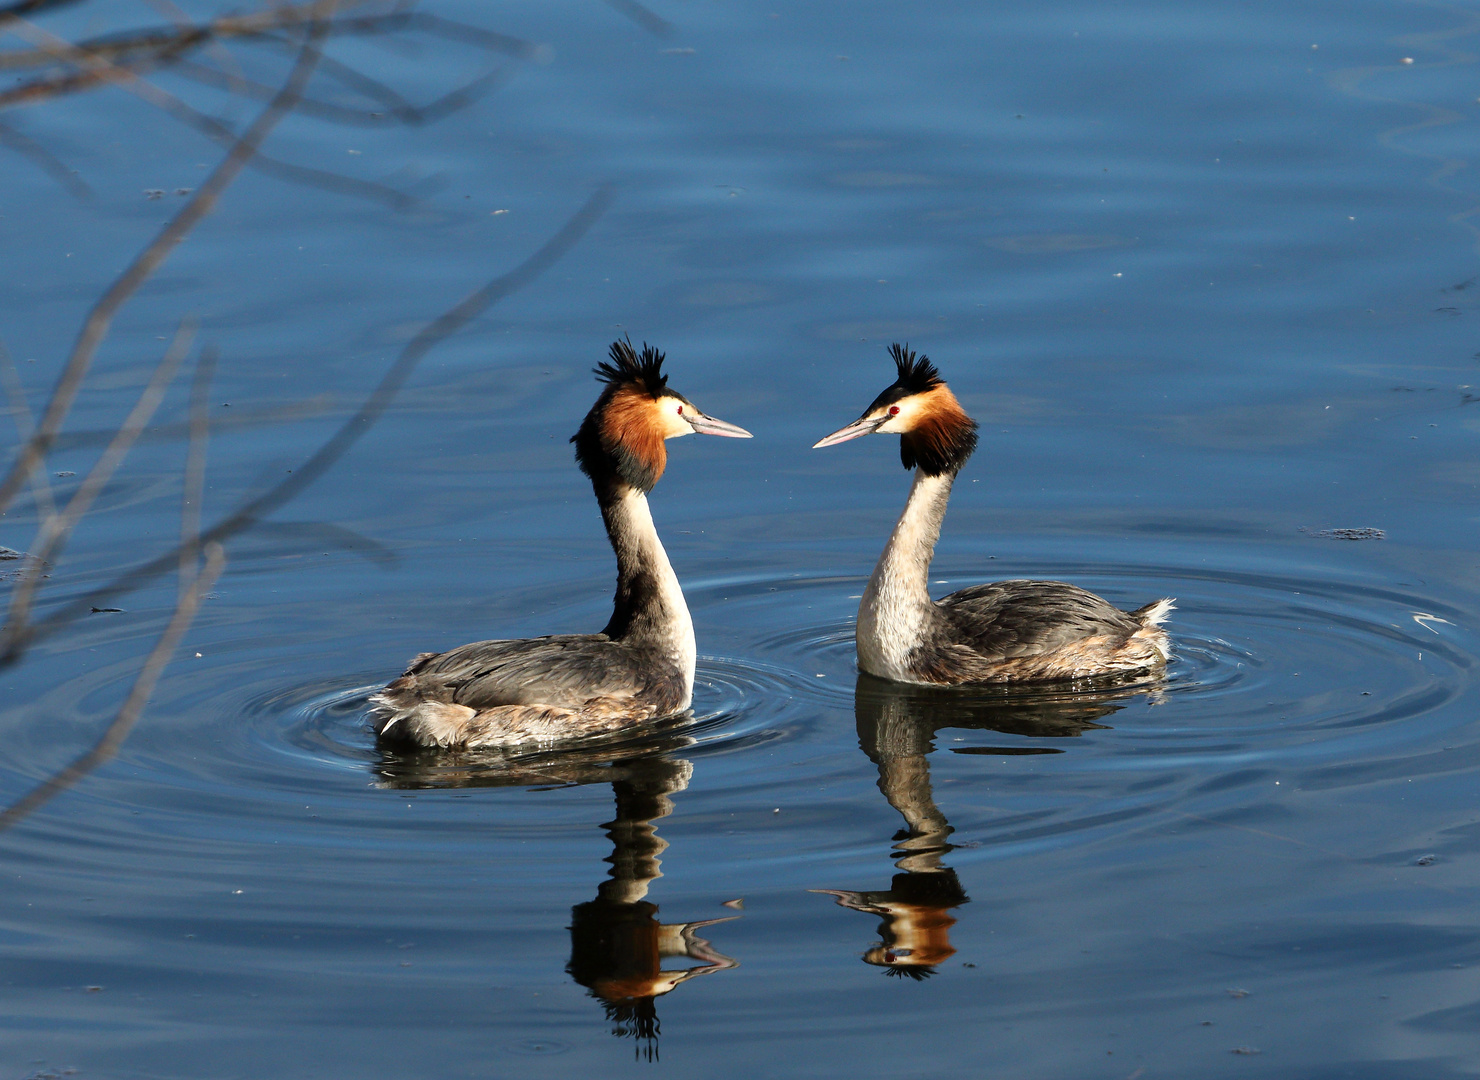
left=3, top=0, right=1480, bottom=1075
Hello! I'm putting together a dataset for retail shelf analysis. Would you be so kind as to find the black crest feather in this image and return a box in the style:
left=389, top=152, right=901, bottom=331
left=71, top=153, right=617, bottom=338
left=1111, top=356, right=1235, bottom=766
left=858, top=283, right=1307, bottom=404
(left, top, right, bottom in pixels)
left=595, top=337, right=668, bottom=398
left=889, top=343, right=941, bottom=394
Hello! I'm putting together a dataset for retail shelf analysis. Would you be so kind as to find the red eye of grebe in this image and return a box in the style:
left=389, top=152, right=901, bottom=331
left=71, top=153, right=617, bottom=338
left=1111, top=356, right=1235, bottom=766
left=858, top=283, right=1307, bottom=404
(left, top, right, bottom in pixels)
left=677, top=405, right=683, bottom=415
left=889, top=405, right=900, bottom=416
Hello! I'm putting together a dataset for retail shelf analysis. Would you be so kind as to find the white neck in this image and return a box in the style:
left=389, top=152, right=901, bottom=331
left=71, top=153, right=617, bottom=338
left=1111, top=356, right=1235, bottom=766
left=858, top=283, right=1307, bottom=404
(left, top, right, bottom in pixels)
left=856, top=470, right=954, bottom=682
left=601, top=486, right=696, bottom=702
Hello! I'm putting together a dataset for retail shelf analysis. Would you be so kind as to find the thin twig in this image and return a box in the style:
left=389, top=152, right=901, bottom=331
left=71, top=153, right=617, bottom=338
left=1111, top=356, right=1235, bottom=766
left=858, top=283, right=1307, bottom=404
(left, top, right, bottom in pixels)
left=180, top=345, right=214, bottom=600
left=3, top=17, right=417, bottom=208
left=171, top=54, right=508, bottom=128
left=129, top=78, right=418, bottom=208
left=601, top=0, right=673, bottom=38
left=140, top=0, right=249, bottom=100
left=0, top=0, right=340, bottom=517
left=4, top=318, right=196, bottom=646
left=0, top=118, right=90, bottom=198
left=0, top=342, right=221, bottom=831
left=0, top=543, right=224, bottom=831
left=0, top=340, right=56, bottom=524
left=0, top=3, right=528, bottom=73
left=0, top=0, right=81, bottom=29
left=2, top=183, right=616, bottom=663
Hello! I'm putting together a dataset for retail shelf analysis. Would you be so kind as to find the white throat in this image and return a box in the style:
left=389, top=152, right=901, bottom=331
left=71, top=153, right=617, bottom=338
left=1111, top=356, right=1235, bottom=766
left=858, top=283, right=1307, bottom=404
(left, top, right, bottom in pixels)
left=856, top=470, right=954, bottom=683
left=606, top=487, right=696, bottom=703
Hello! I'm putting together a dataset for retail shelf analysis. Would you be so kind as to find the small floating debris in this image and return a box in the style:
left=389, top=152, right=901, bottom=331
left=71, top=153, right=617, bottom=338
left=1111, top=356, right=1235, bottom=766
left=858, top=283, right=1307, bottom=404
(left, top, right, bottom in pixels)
left=0, top=547, right=20, bottom=560
left=1310, top=527, right=1385, bottom=540
left=143, top=189, right=164, bottom=199
left=89, top=607, right=124, bottom=614
left=1231, top=1046, right=1261, bottom=1055
left=1226, top=988, right=1251, bottom=998
left=54, top=471, right=75, bottom=478
left=1414, top=853, right=1438, bottom=866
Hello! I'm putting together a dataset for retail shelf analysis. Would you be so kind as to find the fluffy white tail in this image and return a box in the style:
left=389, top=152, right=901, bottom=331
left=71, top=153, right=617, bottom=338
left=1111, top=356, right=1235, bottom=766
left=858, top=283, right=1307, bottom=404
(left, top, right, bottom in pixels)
left=1135, top=597, right=1176, bottom=627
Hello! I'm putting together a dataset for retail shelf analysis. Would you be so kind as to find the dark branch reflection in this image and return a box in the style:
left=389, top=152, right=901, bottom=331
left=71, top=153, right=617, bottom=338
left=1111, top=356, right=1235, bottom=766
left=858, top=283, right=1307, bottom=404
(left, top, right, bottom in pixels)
left=814, top=672, right=1155, bottom=979
left=374, top=734, right=737, bottom=1060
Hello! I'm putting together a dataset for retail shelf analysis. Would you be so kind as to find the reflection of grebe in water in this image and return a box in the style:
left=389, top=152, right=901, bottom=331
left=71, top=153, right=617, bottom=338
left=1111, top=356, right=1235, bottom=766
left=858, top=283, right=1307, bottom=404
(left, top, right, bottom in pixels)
left=567, top=756, right=737, bottom=1056
left=373, top=744, right=737, bottom=1059
left=814, top=674, right=1143, bottom=978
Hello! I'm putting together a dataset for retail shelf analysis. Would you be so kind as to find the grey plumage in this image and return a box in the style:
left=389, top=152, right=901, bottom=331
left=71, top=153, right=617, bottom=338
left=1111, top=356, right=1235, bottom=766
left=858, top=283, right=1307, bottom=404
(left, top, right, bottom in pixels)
left=372, top=341, right=750, bottom=750
left=373, top=634, right=689, bottom=747
left=816, top=345, right=1173, bottom=685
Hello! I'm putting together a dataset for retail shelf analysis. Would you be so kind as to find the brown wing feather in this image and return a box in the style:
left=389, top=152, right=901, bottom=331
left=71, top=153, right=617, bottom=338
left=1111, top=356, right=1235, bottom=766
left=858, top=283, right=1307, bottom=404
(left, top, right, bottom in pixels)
left=935, top=579, right=1142, bottom=659
left=382, top=634, right=680, bottom=713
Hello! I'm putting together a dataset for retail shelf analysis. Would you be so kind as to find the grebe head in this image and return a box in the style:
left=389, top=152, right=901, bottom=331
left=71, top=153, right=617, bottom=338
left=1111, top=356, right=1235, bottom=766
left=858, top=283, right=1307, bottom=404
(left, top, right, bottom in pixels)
left=573, top=337, right=751, bottom=492
left=812, top=343, right=979, bottom=476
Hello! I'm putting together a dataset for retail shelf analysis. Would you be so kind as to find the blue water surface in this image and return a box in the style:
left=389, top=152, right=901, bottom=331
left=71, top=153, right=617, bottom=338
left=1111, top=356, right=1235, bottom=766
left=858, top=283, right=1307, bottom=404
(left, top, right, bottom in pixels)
left=2, top=0, right=1480, bottom=1076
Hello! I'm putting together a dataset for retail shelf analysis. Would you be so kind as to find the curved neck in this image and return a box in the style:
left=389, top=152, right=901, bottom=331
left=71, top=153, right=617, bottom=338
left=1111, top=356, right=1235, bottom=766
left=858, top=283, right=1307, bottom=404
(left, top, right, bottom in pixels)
left=870, top=470, right=954, bottom=604
left=596, top=483, right=694, bottom=655
left=856, top=470, right=955, bottom=681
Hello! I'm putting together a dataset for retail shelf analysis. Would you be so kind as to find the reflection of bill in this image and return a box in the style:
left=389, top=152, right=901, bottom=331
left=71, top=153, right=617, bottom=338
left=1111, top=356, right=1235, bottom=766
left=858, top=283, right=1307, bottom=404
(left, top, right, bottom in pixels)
left=565, top=757, right=738, bottom=1054
left=815, top=870, right=969, bottom=978
left=814, top=673, right=1153, bottom=978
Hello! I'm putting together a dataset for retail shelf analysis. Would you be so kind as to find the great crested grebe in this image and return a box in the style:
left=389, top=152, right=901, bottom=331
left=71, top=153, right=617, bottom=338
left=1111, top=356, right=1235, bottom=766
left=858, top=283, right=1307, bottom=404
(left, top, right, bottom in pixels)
left=813, top=344, right=1173, bottom=685
left=372, top=340, right=751, bottom=748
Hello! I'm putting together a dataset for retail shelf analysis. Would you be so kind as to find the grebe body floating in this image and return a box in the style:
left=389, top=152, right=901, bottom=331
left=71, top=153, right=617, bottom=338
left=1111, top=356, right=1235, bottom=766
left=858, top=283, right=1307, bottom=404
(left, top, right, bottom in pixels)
left=813, top=344, right=1172, bottom=686
left=373, top=340, right=751, bottom=748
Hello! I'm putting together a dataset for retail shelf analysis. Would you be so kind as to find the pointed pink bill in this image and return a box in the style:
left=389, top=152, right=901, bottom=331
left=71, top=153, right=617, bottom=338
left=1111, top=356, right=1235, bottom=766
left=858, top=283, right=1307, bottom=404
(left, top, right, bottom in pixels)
left=687, top=411, right=753, bottom=438
left=811, top=415, right=883, bottom=448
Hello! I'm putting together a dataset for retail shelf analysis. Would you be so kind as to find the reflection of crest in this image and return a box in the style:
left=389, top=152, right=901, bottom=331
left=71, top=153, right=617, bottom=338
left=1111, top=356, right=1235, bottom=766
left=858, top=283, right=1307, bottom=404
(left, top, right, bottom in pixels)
left=374, top=735, right=736, bottom=1060
left=815, top=672, right=1161, bottom=977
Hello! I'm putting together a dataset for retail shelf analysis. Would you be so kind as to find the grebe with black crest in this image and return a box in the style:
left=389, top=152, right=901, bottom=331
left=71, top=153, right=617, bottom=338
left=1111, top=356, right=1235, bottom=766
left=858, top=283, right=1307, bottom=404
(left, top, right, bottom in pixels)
left=813, top=344, right=1172, bottom=685
left=373, top=339, right=751, bottom=748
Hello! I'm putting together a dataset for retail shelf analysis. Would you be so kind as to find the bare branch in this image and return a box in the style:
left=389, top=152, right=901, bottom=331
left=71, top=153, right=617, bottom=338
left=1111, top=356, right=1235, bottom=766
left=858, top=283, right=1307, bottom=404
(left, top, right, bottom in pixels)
left=126, top=79, right=418, bottom=208
left=4, top=19, right=419, bottom=208
left=4, top=183, right=616, bottom=662
left=0, top=340, right=221, bottom=831
left=3, top=318, right=195, bottom=646
left=180, top=344, right=213, bottom=598
left=0, top=5, right=536, bottom=74
left=0, top=0, right=340, bottom=517
left=0, top=340, right=56, bottom=524
left=601, top=0, right=673, bottom=38
left=0, top=542, right=224, bottom=832
left=0, top=0, right=82, bottom=29
left=171, top=54, right=508, bottom=128
left=0, top=118, right=90, bottom=198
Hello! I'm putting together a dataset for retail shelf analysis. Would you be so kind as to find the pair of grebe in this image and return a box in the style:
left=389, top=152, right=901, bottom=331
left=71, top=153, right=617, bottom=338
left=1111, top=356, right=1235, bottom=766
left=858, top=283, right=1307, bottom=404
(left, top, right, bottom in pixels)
left=373, top=340, right=1173, bottom=749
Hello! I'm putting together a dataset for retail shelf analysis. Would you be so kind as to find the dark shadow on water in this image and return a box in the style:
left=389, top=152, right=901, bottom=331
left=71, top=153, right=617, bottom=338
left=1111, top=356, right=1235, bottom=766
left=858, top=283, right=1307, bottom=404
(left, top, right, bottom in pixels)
left=374, top=736, right=737, bottom=1061
left=370, top=714, right=700, bottom=790
left=813, top=672, right=1159, bottom=977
